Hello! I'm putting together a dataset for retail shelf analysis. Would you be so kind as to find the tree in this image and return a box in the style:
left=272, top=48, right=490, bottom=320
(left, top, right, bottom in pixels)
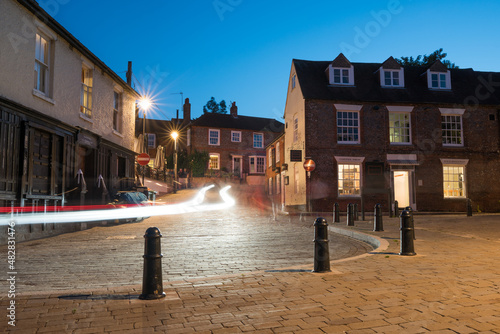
left=203, top=97, right=227, bottom=114
left=396, top=48, right=458, bottom=69
left=188, top=150, right=210, bottom=177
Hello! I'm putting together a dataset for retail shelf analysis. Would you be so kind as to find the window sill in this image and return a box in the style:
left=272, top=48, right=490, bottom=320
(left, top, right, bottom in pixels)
left=32, top=89, right=55, bottom=105
left=79, top=113, right=93, bottom=124
left=112, top=130, right=124, bottom=138
left=390, top=142, right=412, bottom=146
left=444, top=196, right=466, bottom=199
left=442, top=144, right=464, bottom=148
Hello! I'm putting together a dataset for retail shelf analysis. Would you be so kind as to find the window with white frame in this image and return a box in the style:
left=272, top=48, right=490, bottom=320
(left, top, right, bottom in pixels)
left=441, top=114, right=463, bottom=146
left=382, top=69, right=404, bottom=87
left=268, top=149, right=272, bottom=167
left=208, top=129, right=220, bottom=145
left=328, top=65, right=354, bottom=86
left=293, top=116, right=299, bottom=142
left=147, top=133, right=156, bottom=148
left=443, top=165, right=466, bottom=198
left=338, top=164, right=361, bottom=196
left=81, top=65, right=93, bottom=117
left=253, top=133, right=263, bottom=148
left=389, top=112, right=411, bottom=144
left=337, top=111, right=359, bottom=143
left=113, top=91, right=122, bottom=132
left=231, top=131, right=241, bottom=142
left=276, top=142, right=280, bottom=162
left=428, top=71, right=451, bottom=90
left=209, top=153, right=220, bottom=170
left=249, top=156, right=265, bottom=174
left=34, top=33, right=50, bottom=95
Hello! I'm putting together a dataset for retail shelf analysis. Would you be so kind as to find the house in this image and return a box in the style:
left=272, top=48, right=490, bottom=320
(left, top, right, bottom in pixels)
left=188, top=102, right=284, bottom=185
left=0, top=0, right=140, bottom=240
left=283, top=53, right=500, bottom=213
left=265, top=132, right=285, bottom=207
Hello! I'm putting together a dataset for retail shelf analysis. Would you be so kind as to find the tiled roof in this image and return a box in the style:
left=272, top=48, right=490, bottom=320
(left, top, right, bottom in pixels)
left=190, top=113, right=284, bottom=133
left=294, top=59, right=500, bottom=105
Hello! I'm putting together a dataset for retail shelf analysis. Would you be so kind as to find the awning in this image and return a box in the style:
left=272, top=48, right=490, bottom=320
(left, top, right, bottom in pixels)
left=386, top=154, right=419, bottom=166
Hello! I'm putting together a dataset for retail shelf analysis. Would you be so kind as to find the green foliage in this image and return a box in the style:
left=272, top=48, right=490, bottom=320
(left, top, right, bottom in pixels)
left=188, top=150, right=210, bottom=177
left=397, top=48, right=458, bottom=69
left=203, top=97, right=228, bottom=114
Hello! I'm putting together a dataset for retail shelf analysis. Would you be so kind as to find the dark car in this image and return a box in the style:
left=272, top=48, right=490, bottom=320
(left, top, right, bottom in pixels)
left=108, top=191, right=152, bottom=222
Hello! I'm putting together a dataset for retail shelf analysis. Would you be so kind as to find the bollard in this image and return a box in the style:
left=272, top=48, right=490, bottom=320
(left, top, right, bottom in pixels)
left=333, top=202, right=340, bottom=223
left=347, top=203, right=355, bottom=226
left=354, top=203, right=359, bottom=221
left=405, top=206, right=415, bottom=240
left=394, top=200, right=399, bottom=218
left=139, top=227, right=166, bottom=300
left=313, top=217, right=331, bottom=273
left=466, top=198, right=472, bottom=217
left=373, top=204, right=383, bottom=231
left=399, top=210, right=416, bottom=256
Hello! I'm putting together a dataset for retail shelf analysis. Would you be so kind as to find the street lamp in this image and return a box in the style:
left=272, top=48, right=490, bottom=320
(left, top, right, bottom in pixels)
left=138, top=97, right=153, bottom=185
left=171, top=131, right=178, bottom=194
left=303, top=157, right=316, bottom=213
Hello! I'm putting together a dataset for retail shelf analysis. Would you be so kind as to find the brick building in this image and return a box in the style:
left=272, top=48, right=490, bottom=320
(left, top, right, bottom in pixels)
left=188, top=102, right=284, bottom=185
left=265, top=133, right=285, bottom=207
left=283, top=53, right=500, bottom=213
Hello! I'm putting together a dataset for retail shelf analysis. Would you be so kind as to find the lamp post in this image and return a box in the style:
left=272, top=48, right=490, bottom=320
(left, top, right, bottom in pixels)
left=171, top=131, right=178, bottom=194
left=138, top=97, right=152, bottom=186
left=303, top=157, right=316, bottom=213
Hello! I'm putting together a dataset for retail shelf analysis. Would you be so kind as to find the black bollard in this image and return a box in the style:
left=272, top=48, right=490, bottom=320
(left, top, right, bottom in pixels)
left=394, top=200, right=399, bottom=218
left=466, top=198, right=472, bottom=217
left=373, top=204, right=384, bottom=231
left=333, top=202, right=340, bottom=223
left=405, top=206, right=415, bottom=240
left=399, top=210, right=416, bottom=256
left=313, top=217, right=331, bottom=273
left=139, top=227, right=166, bottom=300
left=347, top=203, right=355, bottom=226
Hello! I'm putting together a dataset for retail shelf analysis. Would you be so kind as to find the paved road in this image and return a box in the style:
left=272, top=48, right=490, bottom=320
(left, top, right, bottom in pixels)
left=4, top=189, right=372, bottom=293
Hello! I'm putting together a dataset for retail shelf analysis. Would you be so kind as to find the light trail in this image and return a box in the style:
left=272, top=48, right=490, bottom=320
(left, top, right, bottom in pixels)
left=0, top=185, right=234, bottom=226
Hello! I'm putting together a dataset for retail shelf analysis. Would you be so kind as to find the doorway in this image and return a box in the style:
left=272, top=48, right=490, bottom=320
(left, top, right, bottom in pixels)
left=393, top=170, right=410, bottom=208
left=232, top=156, right=242, bottom=178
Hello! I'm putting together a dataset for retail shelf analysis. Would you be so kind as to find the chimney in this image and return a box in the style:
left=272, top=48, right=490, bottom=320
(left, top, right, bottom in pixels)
left=183, top=98, right=191, bottom=121
left=230, top=101, right=238, bottom=118
left=126, top=61, right=132, bottom=86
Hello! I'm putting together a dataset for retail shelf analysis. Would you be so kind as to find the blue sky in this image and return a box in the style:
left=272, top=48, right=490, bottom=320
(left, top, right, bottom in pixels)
left=39, top=0, right=500, bottom=121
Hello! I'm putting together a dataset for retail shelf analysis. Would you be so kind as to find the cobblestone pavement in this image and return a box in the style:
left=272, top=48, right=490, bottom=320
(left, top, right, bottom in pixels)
left=2, top=188, right=500, bottom=333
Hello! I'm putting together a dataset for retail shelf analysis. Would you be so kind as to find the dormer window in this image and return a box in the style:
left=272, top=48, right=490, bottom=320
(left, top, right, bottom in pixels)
left=429, top=72, right=450, bottom=89
left=380, top=57, right=404, bottom=88
left=327, top=53, right=354, bottom=86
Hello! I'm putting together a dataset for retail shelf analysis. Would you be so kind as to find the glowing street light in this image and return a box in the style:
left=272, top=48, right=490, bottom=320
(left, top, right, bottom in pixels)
left=138, top=96, right=153, bottom=185
left=171, top=131, right=179, bottom=194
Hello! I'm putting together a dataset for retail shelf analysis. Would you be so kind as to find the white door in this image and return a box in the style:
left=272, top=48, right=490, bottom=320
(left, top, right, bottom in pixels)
left=394, top=171, right=410, bottom=208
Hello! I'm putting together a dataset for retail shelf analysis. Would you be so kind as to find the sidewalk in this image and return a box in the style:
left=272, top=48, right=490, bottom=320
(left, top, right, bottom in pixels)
left=3, top=210, right=500, bottom=333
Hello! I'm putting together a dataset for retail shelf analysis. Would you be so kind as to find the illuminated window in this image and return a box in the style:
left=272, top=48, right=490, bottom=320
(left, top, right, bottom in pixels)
left=442, top=115, right=463, bottom=146
left=249, top=156, right=265, bottom=174
left=443, top=166, right=465, bottom=198
left=389, top=113, right=411, bottom=144
left=81, top=66, right=93, bottom=117
left=208, top=129, right=220, bottom=145
left=34, top=33, right=50, bottom=95
left=253, top=133, right=263, bottom=148
left=338, top=164, right=361, bottom=196
left=337, top=111, right=359, bottom=143
left=209, top=154, right=220, bottom=170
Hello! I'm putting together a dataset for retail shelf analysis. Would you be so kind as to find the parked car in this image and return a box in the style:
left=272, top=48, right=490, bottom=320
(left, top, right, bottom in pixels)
left=108, top=191, right=152, bottom=222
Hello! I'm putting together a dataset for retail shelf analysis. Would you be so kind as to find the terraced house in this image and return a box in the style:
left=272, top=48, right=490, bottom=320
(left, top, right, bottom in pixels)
left=283, top=53, right=500, bottom=213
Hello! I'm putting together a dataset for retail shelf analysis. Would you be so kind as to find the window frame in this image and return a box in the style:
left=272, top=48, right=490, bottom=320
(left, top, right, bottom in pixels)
left=440, top=108, right=465, bottom=147
left=231, top=130, right=241, bottom=142
left=388, top=110, right=412, bottom=145
left=337, top=163, right=362, bottom=197
left=249, top=156, right=265, bottom=174
left=112, top=90, right=122, bottom=133
left=34, top=33, right=50, bottom=96
left=208, top=153, right=220, bottom=170
left=328, top=65, right=354, bottom=86
left=442, top=164, right=466, bottom=198
left=208, top=129, right=220, bottom=146
left=147, top=133, right=156, bottom=148
left=336, top=111, right=360, bottom=144
left=381, top=68, right=404, bottom=88
left=80, top=64, right=93, bottom=118
left=293, top=116, right=299, bottom=142
left=253, top=132, right=264, bottom=149
left=428, top=70, right=451, bottom=90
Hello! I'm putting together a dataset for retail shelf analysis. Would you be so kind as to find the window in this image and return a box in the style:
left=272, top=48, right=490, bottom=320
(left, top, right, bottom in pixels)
left=268, top=178, right=273, bottom=195
left=276, top=174, right=281, bottom=195
left=276, top=142, right=280, bottom=162
left=389, top=113, right=411, bottom=144
left=268, top=149, right=273, bottom=167
left=291, top=74, right=296, bottom=90
left=81, top=66, right=93, bottom=117
left=428, top=71, right=450, bottom=90
left=147, top=133, right=156, bottom=148
left=443, top=165, right=465, bottom=198
left=113, top=91, right=122, bottom=132
left=187, top=129, right=191, bottom=146
left=333, top=68, right=349, bottom=84
left=294, top=164, right=300, bottom=194
left=338, top=164, right=361, bottom=196
left=34, top=33, right=50, bottom=95
left=337, top=111, right=359, bottom=143
left=382, top=70, right=404, bottom=87
left=441, top=115, right=463, bottom=146
left=249, top=156, right=265, bottom=174
left=253, top=133, right=263, bottom=148
left=208, top=129, right=220, bottom=146
left=293, top=116, right=299, bottom=142
left=231, top=131, right=241, bottom=142
left=209, top=154, right=220, bottom=170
